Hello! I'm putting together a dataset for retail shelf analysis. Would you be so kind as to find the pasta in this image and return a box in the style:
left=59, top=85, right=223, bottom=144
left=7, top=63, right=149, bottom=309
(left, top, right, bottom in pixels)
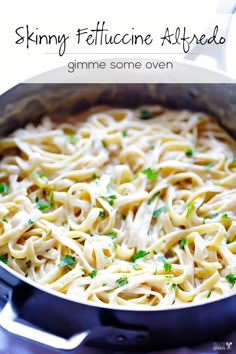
left=0, top=106, right=236, bottom=308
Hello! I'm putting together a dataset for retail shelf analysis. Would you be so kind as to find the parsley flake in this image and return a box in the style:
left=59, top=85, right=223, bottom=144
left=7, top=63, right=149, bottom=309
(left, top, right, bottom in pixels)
left=116, top=276, right=128, bottom=287
left=152, top=205, right=168, bottom=218
left=0, top=182, right=9, bottom=194
left=140, top=109, right=154, bottom=120
left=89, top=269, right=97, bottom=278
left=179, top=237, right=187, bottom=249
left=2, top=218, right=8, bottom=223
left=163, top=262, right=172, bottom=272
left=99, top=211, right=105, bottom=218
left=207, top=291, right=212, bottom=298
left=221, top=213, right=230, bottom=220
left=38, top=202, right=50, bottom=211
left=147, top=191, right=160, bottom=205
left=185, top=201, right=195, bottom=218
left=185, top=149, right=195, bottom=156
left=28, top=219, right=34, bottom=225
left=131, top=250, right=150, bottom=262
left=225, top=274, right=236, bottom=285
left=210, top=213, right=219, bottom=219
left=122, top=130, right=128, bottom=137
left=204, top=162, right=213, bottom=169
left=0, top=255, right=8, bottom=265
left=142, top=168, right=158, bottom=181
left=58, top=255, right=75, bottom=268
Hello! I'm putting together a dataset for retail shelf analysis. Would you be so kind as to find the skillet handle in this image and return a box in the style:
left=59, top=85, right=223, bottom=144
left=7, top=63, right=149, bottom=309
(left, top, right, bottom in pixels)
left=0, top=301, right=90, bottom=350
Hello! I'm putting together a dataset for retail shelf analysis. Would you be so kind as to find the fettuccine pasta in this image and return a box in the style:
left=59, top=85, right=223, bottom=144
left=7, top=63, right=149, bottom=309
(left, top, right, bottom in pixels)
left=0, top=106, right=236, bottom=308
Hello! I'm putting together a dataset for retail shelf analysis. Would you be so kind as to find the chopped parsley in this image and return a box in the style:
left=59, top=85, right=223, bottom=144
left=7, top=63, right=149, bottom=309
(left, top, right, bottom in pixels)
left=28, top=219, right=34, bottom=225
left=142, top=168, right=158, bottom=181
left=207, top=291, right=212, bottom=298
left=99, top=211, right=105, bottom=218
left=232, top=156, right=236, bottom=164
left=210, top=213, right=219, bottom=219
left=122, top=214, right=127, bottom=220
left=221, top=213, right=230, bottom=220
left=140, top=109, right=154, bottom=120
left=65, top=133, right=78, bottom=144
left=92, top=173, right=98, bottom=180
left=58, top=255, right=75, bottom=268
left=36, top=172, right=47, bottom=178
left=202, top=216, right=207, bottom=224
left=116, top=276, right=128, bottom=287
left=89, top=269, right=97, bottom=278
left=163, top=262, right=172, bottom=272
left=152, top=205, right=168, bottom=218
left=131, top=250, right=150, bottom=262
left=0, top=255, right=8, bottom=265
left=2, top=218, right=8, bottom=223
left=185, top=149, right=195, bottom=156
left=147, top=191, right=160, bottom=205
left=152, top=250, right=157, bottom=255
left=122, top=130, right=128, bottom=137
left=101, top=140, right=106, bottom=148
left=204, top=162, right=213, bottom=169
left=38, top=202, right=50, bottom=211
left=172, top=284, right=178, bottom=290
left=48, top=190, right=54, bottom=205
left=151, top=143, right=156, bottom=150
left=225, top=274, right=236, bottom=285
left=179, top=237, right=187, bottom=249
left=100, top=231, right=118, bottom=239
left=0, top=182, right=9, bottom=194
left=185, top=201, right=195, bottom=218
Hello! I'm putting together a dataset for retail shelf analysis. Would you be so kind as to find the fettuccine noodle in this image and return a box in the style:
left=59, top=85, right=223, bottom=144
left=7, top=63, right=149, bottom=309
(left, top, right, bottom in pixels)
left=0, top=106, right=236, bottom=308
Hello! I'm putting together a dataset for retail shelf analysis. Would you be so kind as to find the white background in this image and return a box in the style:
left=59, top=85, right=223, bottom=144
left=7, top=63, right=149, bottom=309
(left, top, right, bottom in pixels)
left=0, top=0, right=236, bottom=93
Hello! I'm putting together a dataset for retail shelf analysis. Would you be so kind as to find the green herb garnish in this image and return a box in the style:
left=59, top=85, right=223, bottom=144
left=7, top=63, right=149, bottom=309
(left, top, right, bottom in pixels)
left=89, top=269, right=97, bottom=278
left=2, top=218, right=8, bottom=223
left=0, top=255, right=8, bottom=265
left=116, top=276, right=128, bottom=287
left=0, top=182, right=9, bottom=194
left=172, top=284, right=178, bottom=290
left=185, top=201, right=195, bottom=218
left=185, top=149, right=195, bottom=156
left=163, top=262, right=172, bottom=272
left=207, top=291, right=212, bottom=298
left=152, top=205, right=168, bottom=218
left=205, top=162, right=213, bottom=169
left=100, top=231, right=118, bottom=239
left=147, top=191, right=160, bottom=205
left=99, top=211, right=105, bottom=218
left=58, top=255, right=75, bottom=268
left=131, top=250, right=150, bottom=262
left=122, top=130, right=128, bottom=137
left=38, top=202, right=50, bottom=211
left=48, top=190, right=54, bottom=205
left=122, top=214, right=127, bottom=220
left=28, top=219, right=34, bottom=225
left=225, top=274, right=236, bottom=285
left=210, top=213, right=219, bottom=219
left=142, top=168, right=158, bottom=181
left=66, top=133, right=78, bottom=144
left=92, top=173, right=98, bottom=180
left=140, top=109, right=154, bottom=120
left=221, top=213, right=230, bottom=220
left=179, top=237, right=187, bottom=249
left=101, top=140, right=106, bottom=148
